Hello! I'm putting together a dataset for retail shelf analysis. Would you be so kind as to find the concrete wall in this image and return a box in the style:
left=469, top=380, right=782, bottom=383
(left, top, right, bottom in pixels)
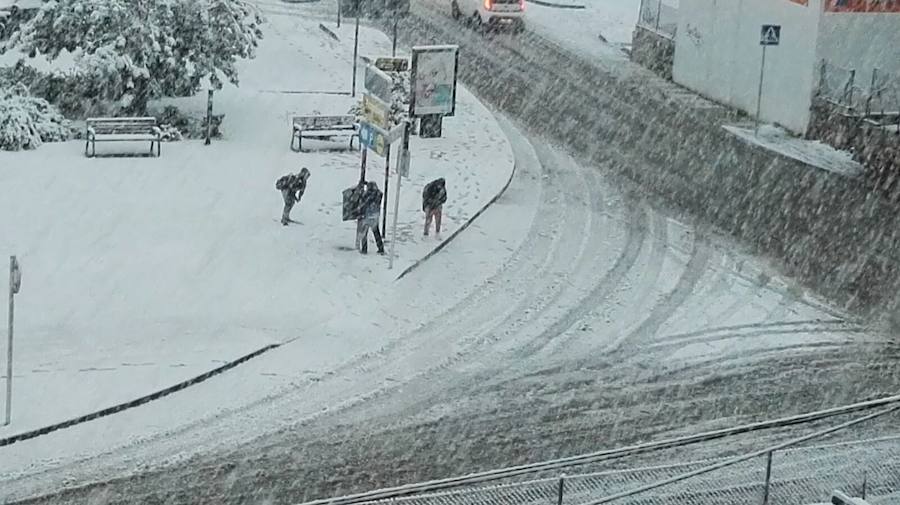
left=672, top=0, right=824, bottom=134
left=817, top=12, right=900, bottom=83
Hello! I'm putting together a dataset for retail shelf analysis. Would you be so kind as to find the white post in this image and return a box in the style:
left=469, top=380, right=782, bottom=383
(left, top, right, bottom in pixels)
left=388, top=122, right=409, bottom=270
left=5, top=256, right=16, bottom=426
left=351, top=0, right=360, bottom=97
left=755, top=44, right=767, bottom=136
left=388, top=160, right=403, bottom=270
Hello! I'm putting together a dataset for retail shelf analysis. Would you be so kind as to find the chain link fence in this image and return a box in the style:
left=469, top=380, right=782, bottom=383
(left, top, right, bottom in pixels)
left=356, top=434, right=900, bottom=505
left=637, top=0, right=678, bottom=39
left=817, top=60, right=900, bottom=121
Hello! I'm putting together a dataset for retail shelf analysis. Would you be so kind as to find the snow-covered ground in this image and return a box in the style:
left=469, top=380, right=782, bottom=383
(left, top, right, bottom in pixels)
left=723, top=124, right=864, bottom=178
left=0, top=6, right=512, bottom=455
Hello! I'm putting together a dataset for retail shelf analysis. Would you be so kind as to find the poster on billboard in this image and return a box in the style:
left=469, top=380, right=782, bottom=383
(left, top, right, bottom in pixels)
left=825, top=0, right=900, bottom=12
left=410, top=45, right=459, bottom=117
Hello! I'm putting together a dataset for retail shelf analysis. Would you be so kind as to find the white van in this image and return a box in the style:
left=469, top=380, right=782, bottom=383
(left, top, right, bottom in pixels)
left=451, top=0, right=525, bottom=32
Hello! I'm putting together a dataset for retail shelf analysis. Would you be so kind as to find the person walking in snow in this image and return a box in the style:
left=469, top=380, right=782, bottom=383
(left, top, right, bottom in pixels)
left=357, top=181, right=385, bottom=255
left=276, top=167, right=310, bottom=225
left=422, top=177, right=447, bottom=236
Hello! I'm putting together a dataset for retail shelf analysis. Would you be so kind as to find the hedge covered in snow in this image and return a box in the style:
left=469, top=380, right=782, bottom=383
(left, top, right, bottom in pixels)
left=0, top=83, right=70, bottom=151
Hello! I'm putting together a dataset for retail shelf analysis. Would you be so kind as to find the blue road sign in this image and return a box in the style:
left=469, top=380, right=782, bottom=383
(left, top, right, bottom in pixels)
left=359, top=121, right=388, bottom=157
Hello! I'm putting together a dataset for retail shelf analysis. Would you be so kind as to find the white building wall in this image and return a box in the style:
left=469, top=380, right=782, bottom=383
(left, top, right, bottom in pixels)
left=672, top=0, right=824, bottom=134
left=816, top=12, right=900, bottom=85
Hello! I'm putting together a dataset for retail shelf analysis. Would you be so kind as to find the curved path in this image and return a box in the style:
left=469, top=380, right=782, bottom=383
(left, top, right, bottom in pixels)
left=5, top=4, right=900, bottom=504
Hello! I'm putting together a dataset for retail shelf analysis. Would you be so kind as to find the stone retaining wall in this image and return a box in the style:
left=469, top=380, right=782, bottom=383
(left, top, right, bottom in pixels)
left=452, top=31, right=900, bottom=323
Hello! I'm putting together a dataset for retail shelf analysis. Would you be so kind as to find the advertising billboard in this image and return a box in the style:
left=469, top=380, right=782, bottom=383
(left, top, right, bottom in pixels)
left=410, top=45, right=459, bottom=117
left=825, top=0, right=900, bottom=12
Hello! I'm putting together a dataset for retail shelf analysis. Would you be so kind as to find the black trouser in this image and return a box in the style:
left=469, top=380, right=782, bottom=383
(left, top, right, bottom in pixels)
left=282, top=190, right=296, bottom=224
left=359, top=218, right=384, bottom=253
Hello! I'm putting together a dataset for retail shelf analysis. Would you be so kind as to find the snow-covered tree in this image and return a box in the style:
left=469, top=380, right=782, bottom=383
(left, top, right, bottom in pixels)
left=387, top=70, right=410, bottom=125
left=3, top=0, right=264, bottom=114
left=0, top=83, right=70, bottom=151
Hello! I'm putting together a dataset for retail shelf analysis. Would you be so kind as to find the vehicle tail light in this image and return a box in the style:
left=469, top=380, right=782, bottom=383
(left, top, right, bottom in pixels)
left=484, top=0, right=492, bottom=10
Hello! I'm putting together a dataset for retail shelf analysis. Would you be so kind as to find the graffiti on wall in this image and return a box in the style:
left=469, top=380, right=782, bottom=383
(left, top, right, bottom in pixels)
left=825, top=0, right=900, bottom=12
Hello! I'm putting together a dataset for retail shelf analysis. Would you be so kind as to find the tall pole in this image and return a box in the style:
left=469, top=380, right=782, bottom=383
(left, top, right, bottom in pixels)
left=205, top=90, right=213, bottom=146
left=556, top=475, right=565, bottom=505
left=755, top=44, right=767, bottom=136
left=761, top=451, right=774, bottom=505
left=392, top=18, right=398, bottom=57
left=360, top=146, right=368, bottom=184
left=352, top=0, right=360, bottom=97
left=383, top=145, right=391, bottom=234
left=337, top=0, right=342, bottom=27
left=389, top=122, right=409, bottom=270
left=5, top=256, right=15, bottom=426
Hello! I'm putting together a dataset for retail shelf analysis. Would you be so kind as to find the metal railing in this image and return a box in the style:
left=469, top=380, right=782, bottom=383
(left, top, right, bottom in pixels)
left=817, top=60, right=900, bottom=125
left=637, top=0, right=678, bottom=38
left=347, top=412, right=900, bottom=505
left=297, top=396, right=900, bottom=505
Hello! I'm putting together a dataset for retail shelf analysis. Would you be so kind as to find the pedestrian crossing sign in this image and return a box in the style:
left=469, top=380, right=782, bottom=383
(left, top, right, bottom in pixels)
left=760, top=25, right=781, bottom=46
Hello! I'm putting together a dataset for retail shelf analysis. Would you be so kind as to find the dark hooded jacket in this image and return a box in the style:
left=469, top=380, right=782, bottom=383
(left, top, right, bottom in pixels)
left=422, top=178, right=447, bottom=211
left=361, top=182, right=383, bottom=220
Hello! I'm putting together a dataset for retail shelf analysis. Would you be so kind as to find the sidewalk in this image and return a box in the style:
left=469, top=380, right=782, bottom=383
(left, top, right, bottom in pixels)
left=723, top=124, right=863, bottom=178
left=0, top=7, right=513, bottom=447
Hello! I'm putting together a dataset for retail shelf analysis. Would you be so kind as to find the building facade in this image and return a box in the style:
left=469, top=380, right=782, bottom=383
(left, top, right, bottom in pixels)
left=671, top=0, right=900, bottom=134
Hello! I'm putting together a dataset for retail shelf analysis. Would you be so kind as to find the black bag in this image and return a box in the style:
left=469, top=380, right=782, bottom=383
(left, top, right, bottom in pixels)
left=342, top=185, right=365, bottom=222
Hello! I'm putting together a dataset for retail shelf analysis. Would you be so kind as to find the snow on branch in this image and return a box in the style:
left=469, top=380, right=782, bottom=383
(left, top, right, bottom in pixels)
left=0, top=83, right=70, bottom=151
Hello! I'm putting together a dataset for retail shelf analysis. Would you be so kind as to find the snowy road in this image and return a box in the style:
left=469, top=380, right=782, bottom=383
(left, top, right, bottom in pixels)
left=5, top=2, right=900, bottom=504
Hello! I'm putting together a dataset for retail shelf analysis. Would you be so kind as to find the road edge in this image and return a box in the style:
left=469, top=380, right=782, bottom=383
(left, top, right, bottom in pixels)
left=0, top=343, right=282, bottom=448
left=396, top=156, right=518, bottom=281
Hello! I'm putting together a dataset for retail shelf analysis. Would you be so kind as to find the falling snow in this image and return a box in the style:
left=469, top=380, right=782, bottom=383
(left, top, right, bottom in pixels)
left=0, top=0, right=899, bottom=504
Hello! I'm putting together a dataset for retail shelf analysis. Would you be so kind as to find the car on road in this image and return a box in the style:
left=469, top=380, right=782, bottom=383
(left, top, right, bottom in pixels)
left=451, top=0, right=525, bottom=33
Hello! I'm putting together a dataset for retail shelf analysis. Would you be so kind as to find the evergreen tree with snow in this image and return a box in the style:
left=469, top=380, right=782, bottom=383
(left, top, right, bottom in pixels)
left=3, top=0, right=264, bottom=114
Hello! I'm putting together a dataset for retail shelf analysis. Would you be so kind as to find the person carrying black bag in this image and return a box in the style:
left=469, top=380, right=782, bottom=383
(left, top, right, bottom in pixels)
left=358, top=181, right=385, bottom=255
left=276, top=168, right=310, bottom=225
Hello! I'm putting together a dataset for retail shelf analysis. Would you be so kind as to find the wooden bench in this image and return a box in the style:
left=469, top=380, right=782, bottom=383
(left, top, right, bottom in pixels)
left=85, top=117, right=162, bottom=158
left=291, top=115, right=358, bottom=152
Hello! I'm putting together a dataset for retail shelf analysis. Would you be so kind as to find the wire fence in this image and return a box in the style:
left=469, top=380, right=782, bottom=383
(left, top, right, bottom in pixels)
left=354, top=434, right=900, bottom=505
left=817, top=60, right=900, bottom=121
left=636, top=0, right=678, bottom=39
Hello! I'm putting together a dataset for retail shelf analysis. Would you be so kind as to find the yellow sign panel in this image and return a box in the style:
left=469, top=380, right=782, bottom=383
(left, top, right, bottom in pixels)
left=363, top=94, right=390, bottom=130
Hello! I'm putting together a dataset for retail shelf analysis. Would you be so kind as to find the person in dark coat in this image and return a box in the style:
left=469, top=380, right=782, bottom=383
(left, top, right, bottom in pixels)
left=357, top=181, right=385, bottom=254
left=422, top=177, right=447, bottom=236
left=278, top=168, right=310, bottom=225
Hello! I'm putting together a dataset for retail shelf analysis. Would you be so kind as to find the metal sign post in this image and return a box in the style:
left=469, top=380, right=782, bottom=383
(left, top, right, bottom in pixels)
left=389, top=121, right=411, bottom=270
left=392, top=18, right=398, bottom=56
left=756, top=24, right=781, bottom=135
left=5, top=256, right=20, bottom=426
left=351, top=0, right=361, bottom=97
left=383, top=145, right=391, bottom=233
